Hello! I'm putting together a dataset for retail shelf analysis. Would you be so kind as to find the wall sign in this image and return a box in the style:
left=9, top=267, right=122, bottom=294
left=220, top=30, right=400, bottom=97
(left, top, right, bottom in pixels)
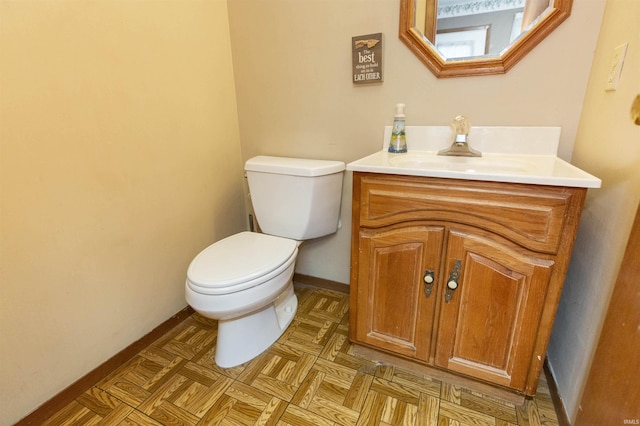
left=352, top=33, right=383, bottom=84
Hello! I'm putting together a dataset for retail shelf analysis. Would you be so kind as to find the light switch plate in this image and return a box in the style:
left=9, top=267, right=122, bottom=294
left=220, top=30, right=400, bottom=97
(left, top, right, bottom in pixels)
left=605, top=43, right=628, bottom=91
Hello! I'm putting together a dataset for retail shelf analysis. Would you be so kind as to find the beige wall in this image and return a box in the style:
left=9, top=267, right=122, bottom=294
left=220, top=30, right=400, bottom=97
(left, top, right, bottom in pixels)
left=227, top=0, right=606, bottom=284
left=0, top=1, right=246, bottom=424
left=547, top=0, right=640, bottom=422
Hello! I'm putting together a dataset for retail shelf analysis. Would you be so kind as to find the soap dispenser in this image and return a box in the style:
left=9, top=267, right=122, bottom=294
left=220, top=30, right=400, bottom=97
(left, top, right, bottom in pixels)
left=388, top=103, right=407, bottom=153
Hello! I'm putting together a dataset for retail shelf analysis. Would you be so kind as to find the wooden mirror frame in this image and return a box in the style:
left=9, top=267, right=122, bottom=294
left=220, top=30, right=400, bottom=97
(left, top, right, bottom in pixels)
left=399, top=0, right=573, bottom=78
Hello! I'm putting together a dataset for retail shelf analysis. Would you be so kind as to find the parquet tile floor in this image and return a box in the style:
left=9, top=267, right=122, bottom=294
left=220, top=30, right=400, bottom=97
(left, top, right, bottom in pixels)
left=43, top=286, right=560, bottom=426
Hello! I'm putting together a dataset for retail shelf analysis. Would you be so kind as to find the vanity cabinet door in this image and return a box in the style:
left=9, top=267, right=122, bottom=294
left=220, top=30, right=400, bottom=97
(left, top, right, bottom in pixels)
left=354, top=225, right=444, bottom=362
left=434, top=228, right=554, bottom=391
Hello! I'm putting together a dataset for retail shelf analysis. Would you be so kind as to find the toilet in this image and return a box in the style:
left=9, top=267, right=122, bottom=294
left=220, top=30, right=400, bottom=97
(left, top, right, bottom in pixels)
left=185, top=156, right=345, bottom=368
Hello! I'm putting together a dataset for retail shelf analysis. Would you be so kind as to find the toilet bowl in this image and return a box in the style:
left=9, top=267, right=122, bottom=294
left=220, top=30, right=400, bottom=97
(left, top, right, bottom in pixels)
left=185, top=156, right=345, bottom=368
left=186, top=232, right=299, bottom=368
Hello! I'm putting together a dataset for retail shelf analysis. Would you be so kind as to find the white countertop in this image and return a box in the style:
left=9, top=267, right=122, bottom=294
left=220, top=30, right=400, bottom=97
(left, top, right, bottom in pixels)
left=346, top=126, right=601, bottom=188
left=347, top=150, right=602, bottom=188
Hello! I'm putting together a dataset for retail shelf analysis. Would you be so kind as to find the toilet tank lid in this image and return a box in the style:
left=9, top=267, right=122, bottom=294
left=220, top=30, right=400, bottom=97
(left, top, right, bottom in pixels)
left=245, top=156, right=345, bottom=177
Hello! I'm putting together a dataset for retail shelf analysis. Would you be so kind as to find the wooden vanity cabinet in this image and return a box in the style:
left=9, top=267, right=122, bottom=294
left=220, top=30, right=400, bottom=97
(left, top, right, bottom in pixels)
left=349, top=172, right=587, bottom=396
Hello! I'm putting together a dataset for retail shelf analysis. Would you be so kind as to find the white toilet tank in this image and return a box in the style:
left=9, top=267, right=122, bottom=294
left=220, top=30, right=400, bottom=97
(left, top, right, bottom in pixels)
left=245, top=156, right=345, bottom=240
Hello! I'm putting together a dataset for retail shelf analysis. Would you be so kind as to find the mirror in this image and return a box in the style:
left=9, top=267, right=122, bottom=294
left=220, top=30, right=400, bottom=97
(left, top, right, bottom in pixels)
left=399, top=0, right=572, bottom=77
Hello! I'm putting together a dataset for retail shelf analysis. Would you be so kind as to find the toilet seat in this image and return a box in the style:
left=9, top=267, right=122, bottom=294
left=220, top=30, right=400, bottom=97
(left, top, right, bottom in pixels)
left=186, top=232, right=297, bottom=295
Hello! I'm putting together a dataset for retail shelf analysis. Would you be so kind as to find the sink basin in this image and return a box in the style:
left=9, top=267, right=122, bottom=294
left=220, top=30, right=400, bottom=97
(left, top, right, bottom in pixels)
left=388, top=153, right=535, bottom=174
left=345, top=126, right=601, bottom=188
left=346, top=150, right=601, bottom=188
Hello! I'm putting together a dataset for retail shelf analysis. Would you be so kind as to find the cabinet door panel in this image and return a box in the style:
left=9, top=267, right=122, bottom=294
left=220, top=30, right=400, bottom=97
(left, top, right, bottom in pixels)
left=435, top=229, right=554, bottom=390
left=356, top=226, right=444, bottom=361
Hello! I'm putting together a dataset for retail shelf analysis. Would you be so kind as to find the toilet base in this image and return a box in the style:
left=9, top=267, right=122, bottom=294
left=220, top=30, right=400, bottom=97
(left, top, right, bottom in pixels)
left=215, top=284, right=298, bottom=368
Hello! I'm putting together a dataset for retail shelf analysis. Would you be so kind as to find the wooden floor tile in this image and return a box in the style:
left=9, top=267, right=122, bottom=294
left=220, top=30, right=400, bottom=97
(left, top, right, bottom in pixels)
left=41, top=286, right=560, bottom=426
left=460, top=389, right=518, bottom=423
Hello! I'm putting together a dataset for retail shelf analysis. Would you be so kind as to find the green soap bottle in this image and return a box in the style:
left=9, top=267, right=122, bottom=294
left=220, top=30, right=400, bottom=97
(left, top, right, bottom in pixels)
left=388, top=103, right=407, bottom=153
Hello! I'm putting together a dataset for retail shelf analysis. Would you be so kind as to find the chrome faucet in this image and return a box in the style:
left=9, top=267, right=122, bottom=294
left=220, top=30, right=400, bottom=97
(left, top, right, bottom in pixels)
left=438, top=115, right=481, bottom=157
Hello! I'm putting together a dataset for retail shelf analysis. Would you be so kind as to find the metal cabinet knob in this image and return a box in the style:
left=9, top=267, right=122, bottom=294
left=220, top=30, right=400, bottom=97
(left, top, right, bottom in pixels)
left=445, top=260, right=461, bottom=303
left=423, top=270, right=435, bottom=297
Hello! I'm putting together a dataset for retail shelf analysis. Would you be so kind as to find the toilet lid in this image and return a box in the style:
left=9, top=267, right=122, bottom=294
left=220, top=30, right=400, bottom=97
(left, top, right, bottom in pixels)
left=187, top=232, right=297, bottom=292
